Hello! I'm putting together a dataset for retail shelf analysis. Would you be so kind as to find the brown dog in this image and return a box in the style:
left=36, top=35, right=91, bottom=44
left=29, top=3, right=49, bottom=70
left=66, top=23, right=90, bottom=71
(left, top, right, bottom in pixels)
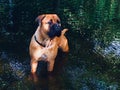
left=29, top=14, right=69, bottom=74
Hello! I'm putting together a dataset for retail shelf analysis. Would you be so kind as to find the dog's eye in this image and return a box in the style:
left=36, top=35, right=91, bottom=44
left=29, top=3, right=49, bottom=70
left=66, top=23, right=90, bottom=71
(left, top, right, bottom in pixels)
left=48, top=21, right=52, bottom=25
left=47, top=19, right=53, bottom=25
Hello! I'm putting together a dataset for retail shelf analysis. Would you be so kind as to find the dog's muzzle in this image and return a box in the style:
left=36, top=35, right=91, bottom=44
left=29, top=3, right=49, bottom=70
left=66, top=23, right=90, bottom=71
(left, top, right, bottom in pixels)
left=48, top=24, right=62, bottom=38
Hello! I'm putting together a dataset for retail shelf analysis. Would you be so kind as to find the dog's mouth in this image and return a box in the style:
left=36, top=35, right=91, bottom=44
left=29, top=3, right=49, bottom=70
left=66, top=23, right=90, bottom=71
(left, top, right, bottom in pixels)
left=47, top=24, right=62, bottom=38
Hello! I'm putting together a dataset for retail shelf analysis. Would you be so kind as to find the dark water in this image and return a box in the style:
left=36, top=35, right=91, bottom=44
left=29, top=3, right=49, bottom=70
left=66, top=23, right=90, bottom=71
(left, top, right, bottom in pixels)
left=0, top=33, right=119, bottom=90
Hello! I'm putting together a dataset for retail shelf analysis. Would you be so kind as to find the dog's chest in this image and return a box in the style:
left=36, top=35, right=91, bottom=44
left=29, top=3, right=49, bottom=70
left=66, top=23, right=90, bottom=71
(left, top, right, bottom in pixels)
left=40, top=38, right=51, bottom=47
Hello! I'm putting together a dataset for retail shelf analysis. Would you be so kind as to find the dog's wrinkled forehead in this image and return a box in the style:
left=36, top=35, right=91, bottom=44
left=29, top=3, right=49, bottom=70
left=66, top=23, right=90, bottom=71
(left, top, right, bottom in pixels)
left=36, top=14, right=60, bottom=25
left=43, top=15, right=60, bottom=23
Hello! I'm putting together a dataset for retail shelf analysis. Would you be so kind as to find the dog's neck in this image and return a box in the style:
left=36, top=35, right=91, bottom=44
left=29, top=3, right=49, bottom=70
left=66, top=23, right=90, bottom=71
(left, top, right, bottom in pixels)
left=35, top=26, right=51, bottom=46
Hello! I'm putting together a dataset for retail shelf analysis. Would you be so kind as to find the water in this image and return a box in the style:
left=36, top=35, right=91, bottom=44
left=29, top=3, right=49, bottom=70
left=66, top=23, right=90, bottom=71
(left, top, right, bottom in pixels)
left=0, top=0, right=120, bottom=89
left=0, top=34, right=119, bottom=90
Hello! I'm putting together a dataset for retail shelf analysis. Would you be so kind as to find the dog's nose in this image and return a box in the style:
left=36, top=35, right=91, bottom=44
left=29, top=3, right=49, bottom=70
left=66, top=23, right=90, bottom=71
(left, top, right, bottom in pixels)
left=53, top=24, right=62, bottom=36
left=48, top=24, right=62, bottom=38
left=52, top=24, right=61, bottom=30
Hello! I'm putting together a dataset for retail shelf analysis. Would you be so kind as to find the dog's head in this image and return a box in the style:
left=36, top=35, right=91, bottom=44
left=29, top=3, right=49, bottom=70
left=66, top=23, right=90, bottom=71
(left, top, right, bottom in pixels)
left=36, top=14, right=62, bottom=38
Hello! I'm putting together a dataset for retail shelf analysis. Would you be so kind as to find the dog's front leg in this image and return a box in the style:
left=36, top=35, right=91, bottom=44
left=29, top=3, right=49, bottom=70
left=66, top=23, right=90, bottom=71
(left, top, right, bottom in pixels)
left=31, top=60, right=38, bottom=74
left=45, top=43, right=58, bottom=72
left=47, top=60, right=55, bottom=72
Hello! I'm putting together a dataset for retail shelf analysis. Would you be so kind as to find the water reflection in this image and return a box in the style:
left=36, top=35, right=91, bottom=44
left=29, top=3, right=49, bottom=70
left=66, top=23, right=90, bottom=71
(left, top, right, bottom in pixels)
left=10, top=60, right=26, bottom=79
left=94, top=39, right=120, bottom=65
left=104, top=40, right=120, bottom=57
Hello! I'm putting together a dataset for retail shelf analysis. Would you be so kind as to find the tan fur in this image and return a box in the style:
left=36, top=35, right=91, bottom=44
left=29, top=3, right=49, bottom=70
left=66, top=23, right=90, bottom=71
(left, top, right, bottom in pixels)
left=29, top=14, right=69, bottom=74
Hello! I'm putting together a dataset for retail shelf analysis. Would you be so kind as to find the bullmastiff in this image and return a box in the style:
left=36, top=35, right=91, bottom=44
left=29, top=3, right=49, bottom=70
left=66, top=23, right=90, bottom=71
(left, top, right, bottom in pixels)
left=29, top=14, right=69, bottom=74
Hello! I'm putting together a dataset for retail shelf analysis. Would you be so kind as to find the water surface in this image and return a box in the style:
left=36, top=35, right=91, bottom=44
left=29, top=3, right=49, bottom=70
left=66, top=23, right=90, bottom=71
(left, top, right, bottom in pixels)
left=0, top=33, right=119, bottom=90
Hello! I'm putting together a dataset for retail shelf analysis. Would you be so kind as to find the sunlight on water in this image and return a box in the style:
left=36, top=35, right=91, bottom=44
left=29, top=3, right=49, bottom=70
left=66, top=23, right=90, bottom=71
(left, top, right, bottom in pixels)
left=104, top=40, right=120, bottom=57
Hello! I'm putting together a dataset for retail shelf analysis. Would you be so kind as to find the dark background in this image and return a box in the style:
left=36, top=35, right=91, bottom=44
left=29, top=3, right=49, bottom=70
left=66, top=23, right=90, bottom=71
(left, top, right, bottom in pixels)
left=0, top=0, right=120, bottom=89
left=0, top=0, right=120, bottom=61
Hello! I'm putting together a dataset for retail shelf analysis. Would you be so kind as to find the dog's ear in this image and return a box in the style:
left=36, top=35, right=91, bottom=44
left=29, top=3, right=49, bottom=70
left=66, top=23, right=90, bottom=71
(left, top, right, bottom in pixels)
left=53, top=14, right=61, bottom=26
left=53, top=14, right=60, bottom=22
left=35, top=14, right=46, bottom=25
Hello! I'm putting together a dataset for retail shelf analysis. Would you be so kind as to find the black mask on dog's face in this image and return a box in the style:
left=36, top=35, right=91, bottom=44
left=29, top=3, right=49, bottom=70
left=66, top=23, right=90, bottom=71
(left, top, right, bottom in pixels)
left=36, top=14, right=62, bottom=38
left=47, top=23, right=62, bottom=38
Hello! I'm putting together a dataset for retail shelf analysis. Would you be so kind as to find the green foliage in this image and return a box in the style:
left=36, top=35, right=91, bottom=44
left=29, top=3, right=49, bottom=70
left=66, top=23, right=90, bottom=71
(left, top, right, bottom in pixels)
left=0, top=0, right=120, bottom=64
